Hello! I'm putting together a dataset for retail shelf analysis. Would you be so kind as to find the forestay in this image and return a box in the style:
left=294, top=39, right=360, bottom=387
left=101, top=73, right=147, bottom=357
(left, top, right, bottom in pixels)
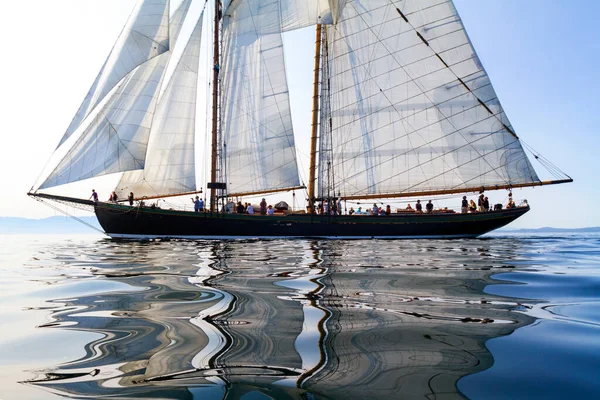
left=57, top=0, right=170, bottom=148
left=220, top=0, right=301, bottom=195
left=116, top=12, right=204, bottom=199
left=318, top=0, right=539, bottom=199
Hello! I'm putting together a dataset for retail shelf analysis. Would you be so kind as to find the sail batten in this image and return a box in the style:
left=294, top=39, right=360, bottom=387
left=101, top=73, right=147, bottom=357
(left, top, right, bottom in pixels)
left=317, top=0, right=539, bottom=199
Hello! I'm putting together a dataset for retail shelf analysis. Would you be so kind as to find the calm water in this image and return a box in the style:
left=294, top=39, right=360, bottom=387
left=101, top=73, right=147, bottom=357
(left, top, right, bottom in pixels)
left=1, top=233, right=599, bottom=399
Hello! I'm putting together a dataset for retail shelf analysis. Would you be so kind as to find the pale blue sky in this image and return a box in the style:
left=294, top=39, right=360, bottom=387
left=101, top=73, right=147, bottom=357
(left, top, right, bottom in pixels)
left=0, top=0, right=597, bottom=228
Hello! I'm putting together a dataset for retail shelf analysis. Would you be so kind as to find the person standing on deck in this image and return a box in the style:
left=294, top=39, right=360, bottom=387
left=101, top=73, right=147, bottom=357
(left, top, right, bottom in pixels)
left=128, top=192, right=134, bottom=206
left=247, top=204, right=254, bottom=214
left=372, top=204, right=379, bottom=215
left=89, top=189, right=98, bottom=203
left=426, top=200, right=434, bottom=213
left=416, top=200, right=422, bottom=213
left=198, top=198, right=204, bottom=212
left=461, top=196, right=468, bottom=213
left=192, top=196, right=202, bottom=212
left=385, top=205, right=391, bottom=215
left=260, top=198, right=267, bottom=215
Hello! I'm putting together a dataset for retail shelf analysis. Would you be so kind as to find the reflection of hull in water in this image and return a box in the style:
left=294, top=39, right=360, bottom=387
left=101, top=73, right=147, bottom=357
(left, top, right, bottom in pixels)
left=94, top=201, right=529, bottom=239
left=25, top=240, right=535, bottom=399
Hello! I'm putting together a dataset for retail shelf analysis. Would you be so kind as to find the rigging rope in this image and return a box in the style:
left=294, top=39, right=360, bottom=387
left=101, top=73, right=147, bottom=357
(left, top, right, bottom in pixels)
left=32, top=197, right=105, bottom=234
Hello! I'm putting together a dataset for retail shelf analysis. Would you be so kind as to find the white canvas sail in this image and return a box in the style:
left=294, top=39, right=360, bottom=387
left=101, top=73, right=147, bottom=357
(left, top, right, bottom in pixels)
left=220, top=0, right=301, bottom=195
left=39, top=54, right=171, bottom=190
left=56, top=0, right=170, bottom=148
left=318, top=0, right=540, bottom=199
left=39, top=0, right=195, bottom=191
left=225, top=0, right=347, bottom=31
left=116, top=12, right=204, bottom=199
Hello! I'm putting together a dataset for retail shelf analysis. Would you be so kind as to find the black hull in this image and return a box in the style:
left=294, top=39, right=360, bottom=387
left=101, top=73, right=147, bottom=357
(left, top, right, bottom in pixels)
left=93, top=203, right=529, bottom=239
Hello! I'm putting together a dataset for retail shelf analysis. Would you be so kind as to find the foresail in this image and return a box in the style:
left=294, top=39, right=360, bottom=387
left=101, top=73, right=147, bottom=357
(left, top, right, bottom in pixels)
left=220, top=0, right=301, bottom=195
left=318, top=0, right=540, bottom=199
left=39, top=54, right=171, bottom=190
left=116, top=11, right=204, bottom=199
left=56, top=0, right=170, bottom=148
left=169, top=0, right=193, bottom=49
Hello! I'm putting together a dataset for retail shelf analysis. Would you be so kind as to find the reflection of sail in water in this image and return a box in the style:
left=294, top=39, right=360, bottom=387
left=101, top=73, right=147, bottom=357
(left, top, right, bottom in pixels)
left=27, top=239, right=536, bottom=399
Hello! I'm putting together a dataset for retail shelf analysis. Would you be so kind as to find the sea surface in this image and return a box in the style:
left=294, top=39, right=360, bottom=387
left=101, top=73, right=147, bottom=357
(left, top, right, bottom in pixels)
left=1, top=233, right=599, bottom=399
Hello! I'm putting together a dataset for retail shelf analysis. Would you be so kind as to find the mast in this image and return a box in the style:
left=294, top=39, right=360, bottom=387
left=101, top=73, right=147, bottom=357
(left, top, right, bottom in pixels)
left=307, top=24, right=322, bottom=214
left=210, top=0, right=220, bottom=212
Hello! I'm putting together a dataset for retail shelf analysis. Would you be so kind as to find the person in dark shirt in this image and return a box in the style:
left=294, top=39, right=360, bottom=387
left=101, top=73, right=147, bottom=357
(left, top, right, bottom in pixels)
left=236, top=201, right=245, bottom=214
left=89, top=189, right=98, bottom=203
left=416, top=200, right=422, bottom=213
left=426, top=200, right=434, bottom=213
left=483, top=196, right=490, bottom=211
left=385, top=205, right=391, bottom=215
left=128, top=192, right=134, bottom=206
left=260, top=198, right=267, bottom=215
left=461, top=196, right=468, bottom=213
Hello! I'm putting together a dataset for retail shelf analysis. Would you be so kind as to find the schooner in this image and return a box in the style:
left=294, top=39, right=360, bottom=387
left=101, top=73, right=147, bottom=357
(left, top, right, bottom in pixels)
left=29, top=0, right=572, bottom=238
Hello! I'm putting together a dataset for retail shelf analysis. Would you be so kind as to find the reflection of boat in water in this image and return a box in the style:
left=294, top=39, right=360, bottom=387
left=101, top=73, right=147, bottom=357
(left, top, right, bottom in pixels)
left=29, top=0, right=571, bottom=239
left=27, top=239, right=534, bottom=398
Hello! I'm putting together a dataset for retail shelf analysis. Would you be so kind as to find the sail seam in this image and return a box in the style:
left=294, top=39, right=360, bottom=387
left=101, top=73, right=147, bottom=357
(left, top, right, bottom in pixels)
left=342, top=1, right=510, bottom=187
left=390, top=0, right=519, bottom=141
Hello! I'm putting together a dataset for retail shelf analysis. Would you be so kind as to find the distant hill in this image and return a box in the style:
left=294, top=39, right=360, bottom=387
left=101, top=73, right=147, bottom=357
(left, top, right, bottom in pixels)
left=0, top=216, right=102, bottom=234
left=498, top=226, right=600, bottom=233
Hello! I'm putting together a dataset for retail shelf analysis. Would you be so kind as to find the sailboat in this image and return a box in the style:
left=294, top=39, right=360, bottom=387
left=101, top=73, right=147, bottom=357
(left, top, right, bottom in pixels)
left=29, top=0, right=572, bottom=239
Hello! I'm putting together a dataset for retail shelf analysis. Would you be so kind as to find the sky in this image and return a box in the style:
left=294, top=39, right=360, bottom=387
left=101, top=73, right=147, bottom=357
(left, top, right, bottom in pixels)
left=0, top=0, right=598, bottom=229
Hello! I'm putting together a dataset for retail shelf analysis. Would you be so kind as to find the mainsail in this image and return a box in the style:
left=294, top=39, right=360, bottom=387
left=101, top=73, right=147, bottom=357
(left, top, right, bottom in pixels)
left=220, top=0, right=302, bottom=196
left=39, top=0, right=194, bottom=191
left=56, top=0, right=170, bottom=148
left=317, top=0, right=540, bottom=199
left=116, top=11, right=205, bottom=199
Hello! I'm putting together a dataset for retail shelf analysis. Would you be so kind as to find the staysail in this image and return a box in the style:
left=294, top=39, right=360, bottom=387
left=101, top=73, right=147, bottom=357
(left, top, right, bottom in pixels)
left=38, top=0, right=193, bottom=191
left=317, top=0, right=540, bottom=199
left=56, top=0, right=171, bottom=148
left=220, top=0, right=302, bottom=196
left=115, top=11, right=204, bottom=200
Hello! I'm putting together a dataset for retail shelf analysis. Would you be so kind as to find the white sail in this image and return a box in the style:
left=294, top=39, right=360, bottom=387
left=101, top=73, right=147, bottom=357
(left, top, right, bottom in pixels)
left=56, top=0, right=170, bottom=148
left=317, top=0, right=539, bottom=198
left=169, top=0, right=193, bottom=49
left=116, top=12, right=204, bottom=199
left=220, top=0, right=301, bottom=195
left=39, top=54, right=170, bottom=190
left=225, top=0, right=347, bottom=31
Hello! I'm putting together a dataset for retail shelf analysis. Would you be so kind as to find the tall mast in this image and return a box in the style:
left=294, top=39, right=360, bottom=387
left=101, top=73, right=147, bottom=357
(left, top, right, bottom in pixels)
left=210, top=0, right=220, bottom=212
left=307, top=24, right=322, bottom=214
